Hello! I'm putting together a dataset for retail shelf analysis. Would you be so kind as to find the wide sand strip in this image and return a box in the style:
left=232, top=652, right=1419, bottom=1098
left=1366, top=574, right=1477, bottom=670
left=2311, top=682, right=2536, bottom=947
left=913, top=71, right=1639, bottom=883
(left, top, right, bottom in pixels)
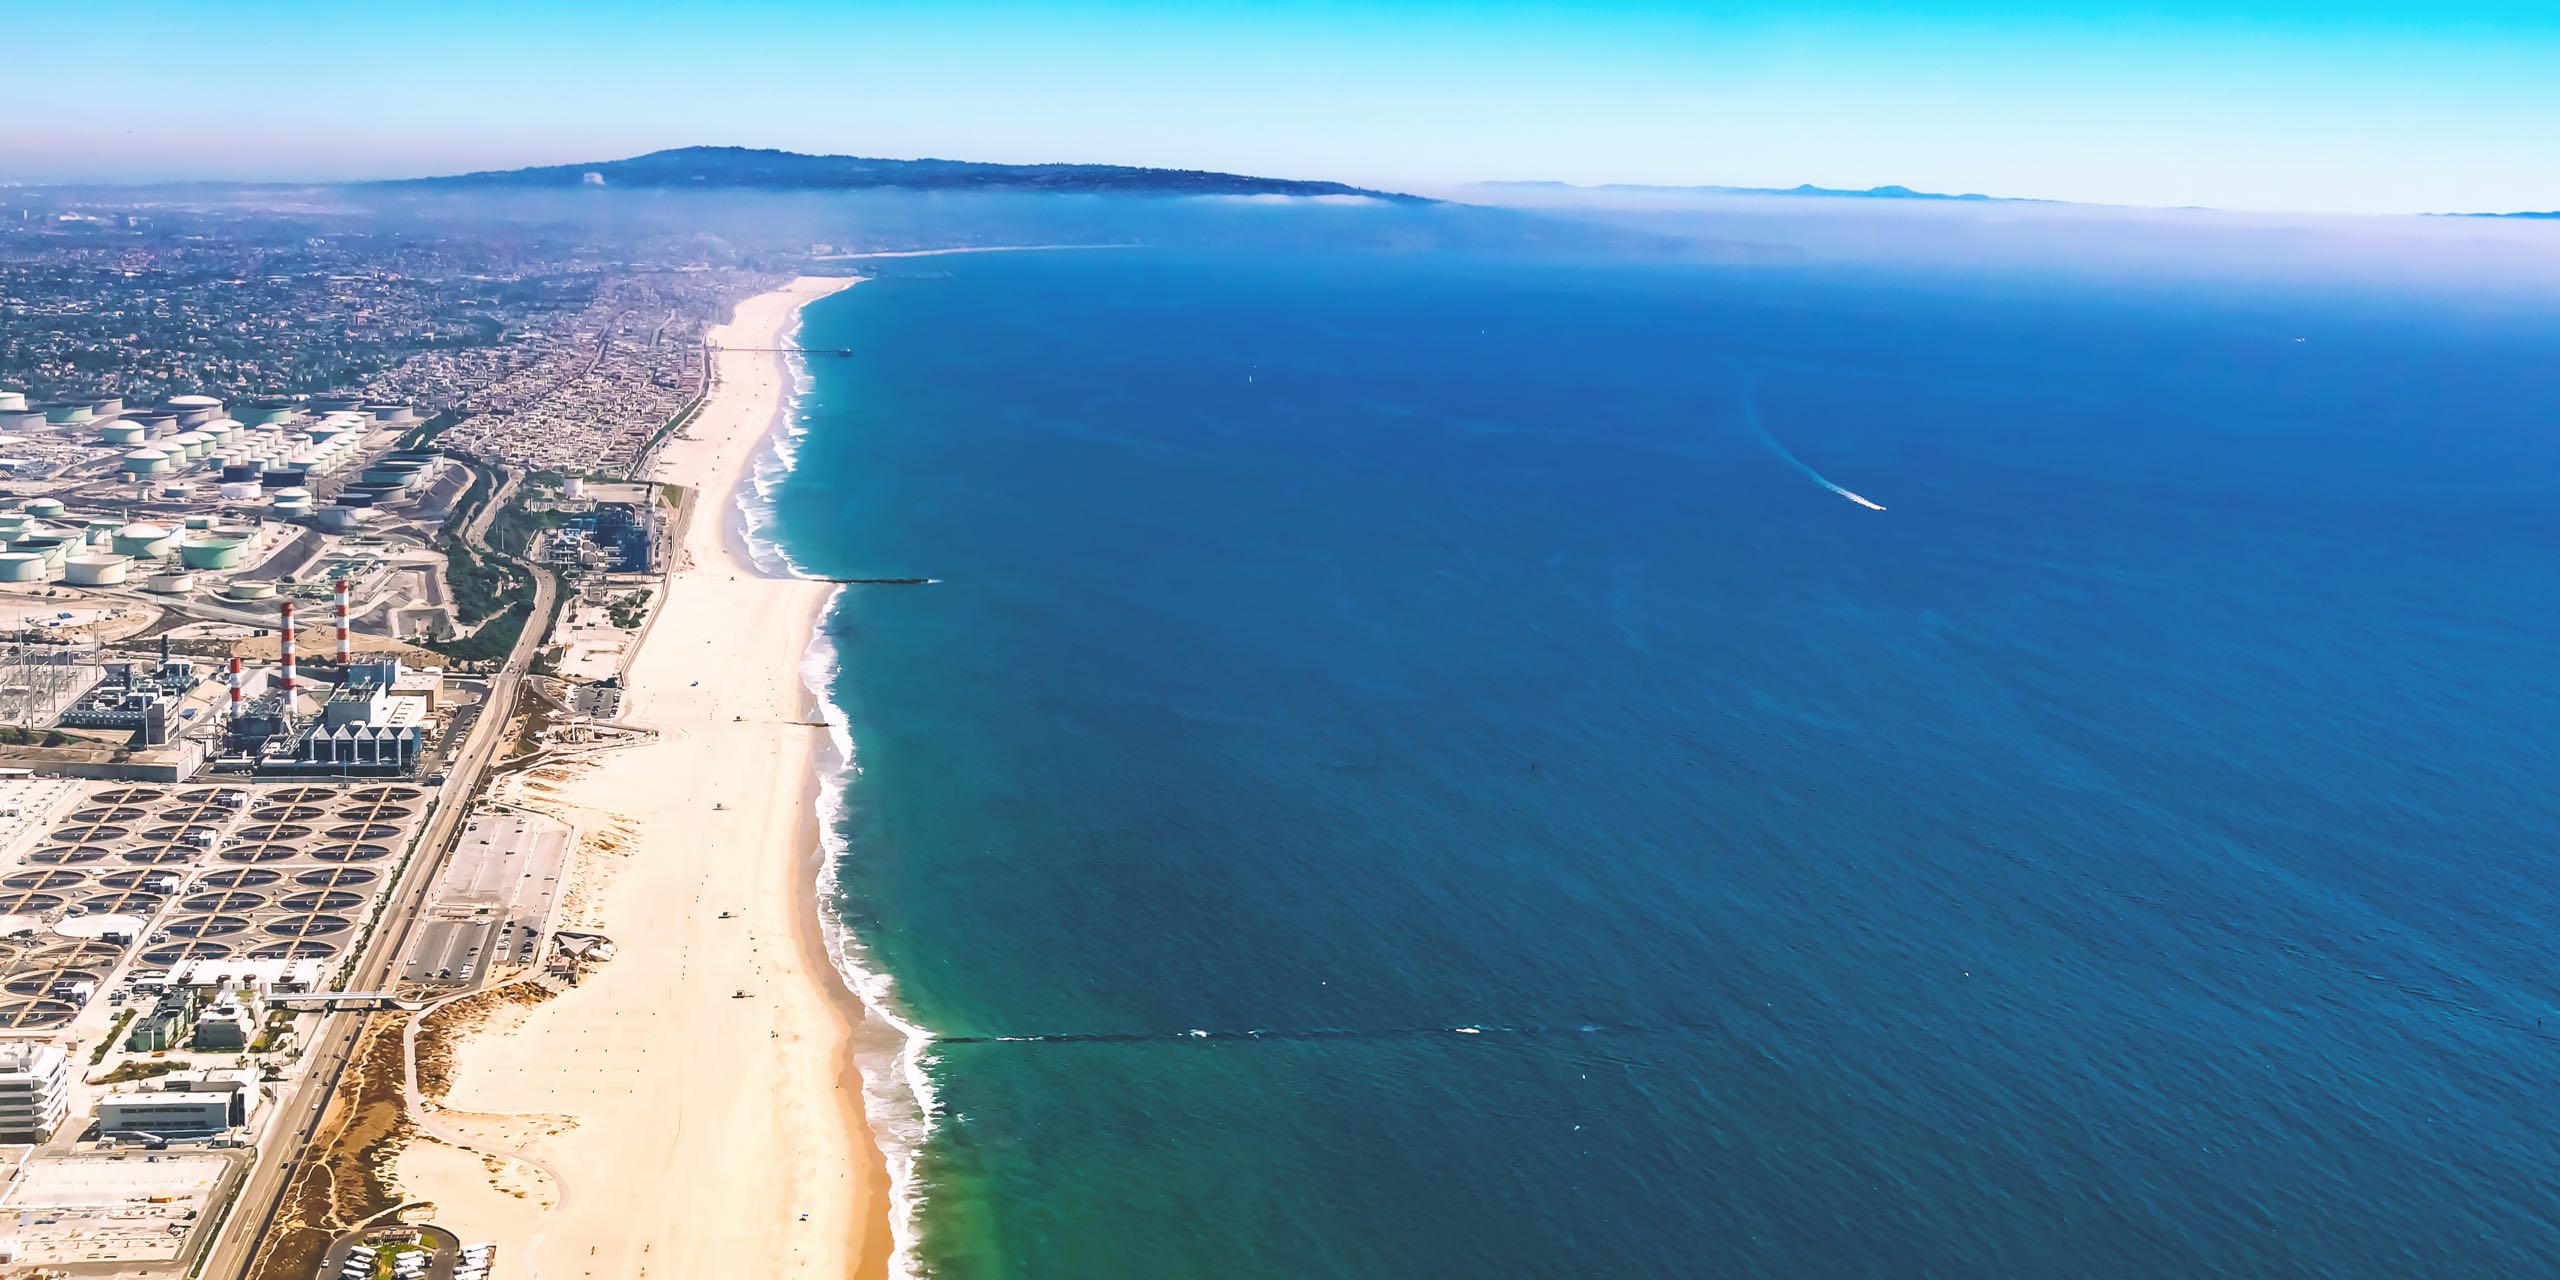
left=397, top=277, right=889, bottom=1279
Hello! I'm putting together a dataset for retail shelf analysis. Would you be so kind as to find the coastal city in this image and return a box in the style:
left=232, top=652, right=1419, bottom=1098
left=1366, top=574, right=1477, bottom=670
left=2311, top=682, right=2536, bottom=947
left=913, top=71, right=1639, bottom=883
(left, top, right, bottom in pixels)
left=0, top=186, right=831, bottom=1279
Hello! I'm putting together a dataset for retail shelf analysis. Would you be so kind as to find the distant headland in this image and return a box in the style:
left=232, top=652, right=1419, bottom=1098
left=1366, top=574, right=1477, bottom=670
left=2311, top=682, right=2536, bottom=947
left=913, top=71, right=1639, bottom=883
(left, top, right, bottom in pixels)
left=1470, top=179, right=2033, bottom=203
left=385, top=145, right=1431, bottom=202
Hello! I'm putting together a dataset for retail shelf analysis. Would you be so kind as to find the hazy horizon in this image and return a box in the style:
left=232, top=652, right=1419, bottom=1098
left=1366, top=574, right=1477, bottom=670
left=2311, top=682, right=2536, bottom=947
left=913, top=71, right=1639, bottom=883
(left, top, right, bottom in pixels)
left=9, top=1, right=2560, bottom=216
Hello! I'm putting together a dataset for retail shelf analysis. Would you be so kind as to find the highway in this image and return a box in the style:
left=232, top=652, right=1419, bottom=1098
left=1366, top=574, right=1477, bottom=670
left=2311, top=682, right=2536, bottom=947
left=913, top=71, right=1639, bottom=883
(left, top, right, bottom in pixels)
left=198, top=464, right=559, bottom=1280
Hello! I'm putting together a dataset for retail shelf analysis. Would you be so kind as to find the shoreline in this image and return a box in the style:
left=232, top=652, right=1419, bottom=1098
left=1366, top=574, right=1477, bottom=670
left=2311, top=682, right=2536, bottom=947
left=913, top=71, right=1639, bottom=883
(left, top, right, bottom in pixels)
left=396, top=276, right=893, bottom=1280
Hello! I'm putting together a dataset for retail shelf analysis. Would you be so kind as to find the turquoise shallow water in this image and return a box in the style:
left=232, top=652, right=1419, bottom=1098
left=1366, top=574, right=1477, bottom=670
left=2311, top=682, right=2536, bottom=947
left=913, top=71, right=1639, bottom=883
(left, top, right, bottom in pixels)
left=771, top=236, right=2560, bottom=1278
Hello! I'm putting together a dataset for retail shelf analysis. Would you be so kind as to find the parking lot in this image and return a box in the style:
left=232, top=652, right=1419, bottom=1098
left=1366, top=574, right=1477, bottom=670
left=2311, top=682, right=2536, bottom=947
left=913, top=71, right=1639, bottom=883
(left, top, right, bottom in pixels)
left=400, top=812, right=569, bottom=988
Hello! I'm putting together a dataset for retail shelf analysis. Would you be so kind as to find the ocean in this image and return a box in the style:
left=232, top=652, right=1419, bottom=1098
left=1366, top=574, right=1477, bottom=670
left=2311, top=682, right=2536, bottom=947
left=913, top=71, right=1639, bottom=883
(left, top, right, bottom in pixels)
left=762, top=228, right=2560, bottom=1277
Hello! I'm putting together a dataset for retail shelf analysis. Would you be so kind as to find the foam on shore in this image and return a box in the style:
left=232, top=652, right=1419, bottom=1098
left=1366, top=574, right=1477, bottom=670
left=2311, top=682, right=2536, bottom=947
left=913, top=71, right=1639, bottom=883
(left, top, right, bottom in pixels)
left=732, top=294, right=939, bottom=1280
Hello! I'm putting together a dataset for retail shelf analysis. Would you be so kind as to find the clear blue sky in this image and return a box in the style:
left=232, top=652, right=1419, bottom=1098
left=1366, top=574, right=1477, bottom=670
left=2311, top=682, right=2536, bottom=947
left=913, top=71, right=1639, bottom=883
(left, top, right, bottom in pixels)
left=8, top=0, right=2557, bottom=214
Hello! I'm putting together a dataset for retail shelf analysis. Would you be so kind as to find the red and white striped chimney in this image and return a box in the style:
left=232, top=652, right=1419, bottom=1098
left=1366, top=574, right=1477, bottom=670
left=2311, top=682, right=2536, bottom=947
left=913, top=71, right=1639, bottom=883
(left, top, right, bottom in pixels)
left=279, top=600, right=298, bottom=695
left=333, top=578, right=352, bottom=666
left=228, top=655, right=244, bottom=719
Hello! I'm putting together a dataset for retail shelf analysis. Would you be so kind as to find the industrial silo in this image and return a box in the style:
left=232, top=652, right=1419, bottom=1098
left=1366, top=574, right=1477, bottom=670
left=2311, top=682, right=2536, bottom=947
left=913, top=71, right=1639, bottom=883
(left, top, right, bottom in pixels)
left=122, top=448, right=173, bottom=476
left=112, top=523, right=177, bottom=558
left=40, top=402, right=92, bottom=426
left=83, top=517, right=125, bottom=546
left=0, top=553, right=46, bottom=583
left=64, top=554, right=130, bottom=586
left=144, top=571, right=196, bottom=595
left=163, top=394, right=223, bottom=427
left=11, top=538, right=70, bottom=570
left=224, top=579, right=279, bottom=602
left=272, top=489, right=314, bottom=517
left=22, top=499, right=64, bottom=520
left=99, top=422, right=149, bottom=446
left=0, top=392, right=25, bottom=412
left=180, top=536, right=247, bottom=570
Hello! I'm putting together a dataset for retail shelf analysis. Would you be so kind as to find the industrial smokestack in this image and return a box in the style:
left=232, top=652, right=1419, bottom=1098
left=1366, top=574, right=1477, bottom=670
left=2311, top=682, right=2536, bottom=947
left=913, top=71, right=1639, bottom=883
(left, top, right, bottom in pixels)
left=333, top=578, right=351, bottom=666
left=279, top=600, right=298, bottom=696
left=228, top=655, right=243, bottom=719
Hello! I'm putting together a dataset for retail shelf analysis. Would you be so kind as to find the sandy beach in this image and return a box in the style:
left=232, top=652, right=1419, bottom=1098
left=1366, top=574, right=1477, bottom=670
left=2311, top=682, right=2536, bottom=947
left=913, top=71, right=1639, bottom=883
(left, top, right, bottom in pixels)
left=395, top=277, right=890, bottom=1279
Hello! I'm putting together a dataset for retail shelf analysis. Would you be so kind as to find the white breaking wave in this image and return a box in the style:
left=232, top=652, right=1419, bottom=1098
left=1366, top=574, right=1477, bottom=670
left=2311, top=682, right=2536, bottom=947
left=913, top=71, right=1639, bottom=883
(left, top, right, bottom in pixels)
left=802, top=628, right=939, bottom=1280
left=1740, top=397, right=1888, bottom=511
left=732, top=307, right=939, bottom=1280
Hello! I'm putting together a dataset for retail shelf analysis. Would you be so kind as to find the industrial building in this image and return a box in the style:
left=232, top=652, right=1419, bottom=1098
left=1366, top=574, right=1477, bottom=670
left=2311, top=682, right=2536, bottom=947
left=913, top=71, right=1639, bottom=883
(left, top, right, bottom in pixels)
left=0, top=1041, right=71, bottom=1141
left=95, top=1070, right=261, bottom=1140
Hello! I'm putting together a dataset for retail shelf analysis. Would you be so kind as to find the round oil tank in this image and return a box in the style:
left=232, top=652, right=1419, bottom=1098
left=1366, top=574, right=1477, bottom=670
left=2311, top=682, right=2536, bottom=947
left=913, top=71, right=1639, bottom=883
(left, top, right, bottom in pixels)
left=144, top=571, right=196, bottom=595
left=165, top=395, right=220, bottom=410
left=171, top=432, right=212, bottom=460
left=221, top=463, right=263, bottom=482
left=0, top=410, right=43, bottom=432
left=22, top=499, right=63, bottom=519
left=224, top=579, right=279, bottom=601
left=334, top=493, right=376, bottom=509
left=159, top=484, right=191, bottom=502
left=261, top=468, right=308, bottom=489
left=99, top=422, right=149, bottom=445
left=0, top=554, right=46, bottom=583
left=0, top=392, right=25, bottom=412
left=315, top=507, right=370, bottom=533
left=220, top=482, right=261, bottom=501
left=64, top=554, right=130, bottom=586
left=180, top=537, right=246, bottom=570
left=82, top=520, right=123, bottom=546
left=273, top=495, right=314, bottom=517
left=87, top=396, right=123, bottom=417
left=122, top=449, right=173, bottom=476
left=42, top=403, right=93, bottom=425
left=13, top=538, right=70, bottom=567
left=112, top=524, right=177, bottom=558
left=273, top=487, right=312, bottom=503
left=182, top=515, right=216, bottom=531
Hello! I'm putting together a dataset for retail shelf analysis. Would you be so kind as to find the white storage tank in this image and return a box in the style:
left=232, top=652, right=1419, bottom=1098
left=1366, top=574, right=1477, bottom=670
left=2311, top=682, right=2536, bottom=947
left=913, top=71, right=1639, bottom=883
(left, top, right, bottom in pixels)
left=112, top=523, right=177, bottom=558
left=0, top=553, right=46, bottom=583
left=224, top=579, right=279, bottom=601
left=220, top=481, right=261, bottom=502
left=100, top=422, right=149, bottom=446
left=123, top=448, right=174, bottom=476
left=65, top=554, right=131, bottom=586
left=144, top=571, right=196, bottom=595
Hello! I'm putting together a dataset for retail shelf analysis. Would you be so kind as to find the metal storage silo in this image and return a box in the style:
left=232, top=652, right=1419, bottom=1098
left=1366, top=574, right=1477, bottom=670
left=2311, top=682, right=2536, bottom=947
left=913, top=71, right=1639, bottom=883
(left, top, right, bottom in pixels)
left=65, top=554, right=130, bottom=586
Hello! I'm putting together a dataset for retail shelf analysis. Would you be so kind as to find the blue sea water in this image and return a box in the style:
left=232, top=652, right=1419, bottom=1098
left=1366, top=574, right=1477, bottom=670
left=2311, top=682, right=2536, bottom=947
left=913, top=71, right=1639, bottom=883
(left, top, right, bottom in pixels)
left=769, top=234, right=2560, bottom=1278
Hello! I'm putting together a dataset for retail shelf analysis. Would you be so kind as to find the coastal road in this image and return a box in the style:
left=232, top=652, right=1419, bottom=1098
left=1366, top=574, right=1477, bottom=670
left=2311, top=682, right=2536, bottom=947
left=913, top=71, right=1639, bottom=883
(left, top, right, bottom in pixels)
left=201, top=465, right=560, bottom=1280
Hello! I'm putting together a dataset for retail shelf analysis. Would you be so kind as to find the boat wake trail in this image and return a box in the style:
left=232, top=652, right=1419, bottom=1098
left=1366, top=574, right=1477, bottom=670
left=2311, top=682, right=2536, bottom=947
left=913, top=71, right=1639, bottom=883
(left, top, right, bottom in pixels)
left=1741, top=397, right=1886, bottom=511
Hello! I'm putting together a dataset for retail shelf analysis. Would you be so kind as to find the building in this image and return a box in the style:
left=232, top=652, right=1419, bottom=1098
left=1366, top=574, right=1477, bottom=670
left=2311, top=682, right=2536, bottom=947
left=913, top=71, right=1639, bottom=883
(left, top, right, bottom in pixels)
left=96, top=1071, right=260, bottom=1140
left=0, top=1042, right=70, bottom=1141
left=125, top=987, right=202, bottom=1053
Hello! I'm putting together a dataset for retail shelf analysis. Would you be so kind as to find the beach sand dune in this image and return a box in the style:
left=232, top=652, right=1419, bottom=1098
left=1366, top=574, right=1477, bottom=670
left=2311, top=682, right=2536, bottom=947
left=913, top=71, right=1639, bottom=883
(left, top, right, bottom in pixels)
left=396, top=278, right=887, bottom=1279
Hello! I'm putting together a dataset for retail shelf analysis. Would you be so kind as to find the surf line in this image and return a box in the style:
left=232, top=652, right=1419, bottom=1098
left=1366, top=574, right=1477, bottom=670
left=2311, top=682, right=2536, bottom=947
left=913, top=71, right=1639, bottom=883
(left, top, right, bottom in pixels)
left=937, top=1021, right=1702, bottom=1047
left=1741, top=397, right=1886, bottom=511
